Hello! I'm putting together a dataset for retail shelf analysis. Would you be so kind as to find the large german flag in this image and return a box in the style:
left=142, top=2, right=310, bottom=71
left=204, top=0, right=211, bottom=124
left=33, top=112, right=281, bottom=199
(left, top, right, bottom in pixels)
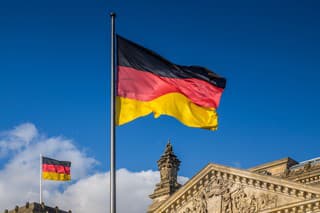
left=42, top=157, right=71, bottom=181
left=116, top=35, right=226, bottom=130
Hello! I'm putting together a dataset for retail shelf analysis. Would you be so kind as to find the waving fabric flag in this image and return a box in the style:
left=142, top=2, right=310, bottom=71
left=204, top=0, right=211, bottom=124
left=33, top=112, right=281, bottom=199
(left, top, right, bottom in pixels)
left=116, top=35, right=226, bottom=130
left=42, top=156, right=71, bottom=181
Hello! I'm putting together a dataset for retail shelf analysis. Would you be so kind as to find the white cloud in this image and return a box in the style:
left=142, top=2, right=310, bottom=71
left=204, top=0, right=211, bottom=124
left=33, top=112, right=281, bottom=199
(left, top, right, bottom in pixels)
left=52, top=169, right=158, bottom=212
left=10, top=123, right=38, bottom=143
left=0, top=123, right=38, bottom=157
left=52, top=169, right=188, bottom=213
left=0, top=123, right=97, bottom=209
left=0, top=123, right=189, bottom=213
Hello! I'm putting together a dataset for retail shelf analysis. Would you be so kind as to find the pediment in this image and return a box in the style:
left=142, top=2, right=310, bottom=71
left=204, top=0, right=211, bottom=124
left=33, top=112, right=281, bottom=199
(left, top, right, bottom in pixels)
left=151, top=163, right=320, bottom=213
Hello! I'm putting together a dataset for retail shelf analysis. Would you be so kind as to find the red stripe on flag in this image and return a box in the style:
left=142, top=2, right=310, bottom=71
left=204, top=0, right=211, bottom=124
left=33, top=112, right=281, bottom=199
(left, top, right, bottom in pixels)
left=42, top=164, right=70, bottom=175
left=117, top=66, right=224, bottom=108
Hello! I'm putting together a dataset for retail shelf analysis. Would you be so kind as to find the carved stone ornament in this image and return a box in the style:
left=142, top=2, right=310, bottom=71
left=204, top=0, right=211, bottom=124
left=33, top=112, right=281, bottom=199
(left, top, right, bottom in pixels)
left=181, top=177, right=278, bottom=213
left=192, top=191, right=208, bottom=213
left=182, top=207, right=191, bottom=213
left=285, top=160, right=320, bottom=178
left=256, top=170, right=272, bottom=176
left=205, top=176, right=234, bottom=198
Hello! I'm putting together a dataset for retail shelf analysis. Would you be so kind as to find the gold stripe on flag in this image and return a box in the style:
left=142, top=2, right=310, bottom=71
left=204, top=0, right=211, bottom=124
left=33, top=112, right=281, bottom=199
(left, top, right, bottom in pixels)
left=42, top=172, right=71, bottom=181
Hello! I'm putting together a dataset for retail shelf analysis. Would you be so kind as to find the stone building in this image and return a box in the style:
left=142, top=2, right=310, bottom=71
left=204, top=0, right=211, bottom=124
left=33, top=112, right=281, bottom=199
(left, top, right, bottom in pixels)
left=148, top=143, right=320, bottom=213
left=4, top=202, right=71, bottom=213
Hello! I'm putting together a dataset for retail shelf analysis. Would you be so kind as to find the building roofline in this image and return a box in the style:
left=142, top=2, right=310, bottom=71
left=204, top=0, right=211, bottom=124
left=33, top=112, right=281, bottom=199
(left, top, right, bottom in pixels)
left=248, top=157, right=298, bottom=172
left=152, top=162, right=320, bottom=213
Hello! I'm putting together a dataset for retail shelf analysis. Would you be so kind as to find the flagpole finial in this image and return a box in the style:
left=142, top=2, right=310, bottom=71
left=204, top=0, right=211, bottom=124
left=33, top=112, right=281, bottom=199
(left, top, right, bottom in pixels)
left=110, top=12, right=116, bottom=17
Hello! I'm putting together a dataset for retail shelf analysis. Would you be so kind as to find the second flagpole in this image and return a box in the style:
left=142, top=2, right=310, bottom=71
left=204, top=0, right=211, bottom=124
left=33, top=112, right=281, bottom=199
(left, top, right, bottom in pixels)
left=110, top=12, right=116, bottom=213
left=40, top=154, right=43, bottom=204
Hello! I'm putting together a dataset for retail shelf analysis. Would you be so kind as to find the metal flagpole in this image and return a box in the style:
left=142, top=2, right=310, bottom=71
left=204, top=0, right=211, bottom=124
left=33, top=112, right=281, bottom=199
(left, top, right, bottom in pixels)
left=40, top=154, right=43, bottom=204
left=110, top=12, right=116, bottom=213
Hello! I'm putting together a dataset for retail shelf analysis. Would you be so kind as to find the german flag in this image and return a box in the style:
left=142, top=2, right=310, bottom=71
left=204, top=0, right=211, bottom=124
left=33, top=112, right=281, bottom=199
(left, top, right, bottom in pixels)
left=116, top=35, right=226, bottom=130
left=42, top=156, right=71, bottom=181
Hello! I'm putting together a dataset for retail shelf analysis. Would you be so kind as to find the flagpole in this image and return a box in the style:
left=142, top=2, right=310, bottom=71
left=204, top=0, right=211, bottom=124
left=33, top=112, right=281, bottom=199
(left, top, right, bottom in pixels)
left=40, top=154, right=42, bottom=204
left=110, top=12, right=116, bottom=213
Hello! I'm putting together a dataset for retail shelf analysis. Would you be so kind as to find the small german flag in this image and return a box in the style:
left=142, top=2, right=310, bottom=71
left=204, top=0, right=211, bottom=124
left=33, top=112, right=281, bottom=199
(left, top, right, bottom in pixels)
left=116, top=35, right=226, bottom=130
left=42, top=156, right=71, bottom=181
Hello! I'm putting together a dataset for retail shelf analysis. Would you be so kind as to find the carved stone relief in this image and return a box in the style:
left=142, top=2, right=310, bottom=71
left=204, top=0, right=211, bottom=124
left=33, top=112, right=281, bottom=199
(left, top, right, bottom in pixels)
left=227, top=186, right=277, bottom=213
left=193, top=191, right=208, bottom=213
left=182, top=207, right=192, bottom=213
left=205, top=176, right=234, bottom=198
left=181, top=177, right=278, bottom=213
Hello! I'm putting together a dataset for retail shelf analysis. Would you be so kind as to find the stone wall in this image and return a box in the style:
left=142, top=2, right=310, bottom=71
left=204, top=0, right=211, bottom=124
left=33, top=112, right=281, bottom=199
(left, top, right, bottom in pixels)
left=4, top=202, right=71, bottom=213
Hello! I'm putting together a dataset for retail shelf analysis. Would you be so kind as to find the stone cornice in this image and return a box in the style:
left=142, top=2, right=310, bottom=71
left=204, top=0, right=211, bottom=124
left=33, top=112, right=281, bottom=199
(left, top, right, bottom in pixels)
left=259, top=198, right=320, bottom=213
left=287, top=169, right=320, bottom=184
left=248, top=157, right=297, bottom=172
left=152, top=163, right=320, bottom=213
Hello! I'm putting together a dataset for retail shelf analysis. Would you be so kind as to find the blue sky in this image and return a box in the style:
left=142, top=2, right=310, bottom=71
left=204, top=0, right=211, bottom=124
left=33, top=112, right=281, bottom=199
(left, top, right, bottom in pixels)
left=1, top=0, right=320, bottom=181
